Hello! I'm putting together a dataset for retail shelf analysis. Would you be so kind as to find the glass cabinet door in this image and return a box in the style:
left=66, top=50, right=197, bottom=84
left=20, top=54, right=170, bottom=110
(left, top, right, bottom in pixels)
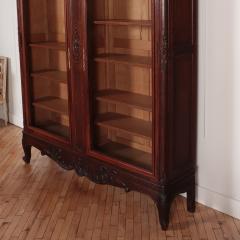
left=27, top=0, right=70, bottom=139
left=89, top=0, right=153, bottom=171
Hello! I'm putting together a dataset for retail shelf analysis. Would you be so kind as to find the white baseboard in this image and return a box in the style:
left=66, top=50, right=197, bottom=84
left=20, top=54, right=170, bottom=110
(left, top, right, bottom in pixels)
left=9, top=113, right=23, bottom=128
left=0, top=111, right=23, bottom=128
left=196, top=185, right=240, bottom=220
left=182, top=185, right=240, bottom=220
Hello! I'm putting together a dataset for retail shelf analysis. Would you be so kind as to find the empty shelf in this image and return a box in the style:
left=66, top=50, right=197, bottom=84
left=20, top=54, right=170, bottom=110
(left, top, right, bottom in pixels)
left=33, top=97, right=69, bottom=116
left=94, top=53, right=151, bottom=68
left=96, top=112, right=152, bottom=139
left=37, top=122, right=69, bottom=138
left=97, top=142, right=152, bottom=171
left=94, top=20, right=152, bottom=26
left=96, top=89, right=152, bottom=112
left=31, top=71, right=67, bottom=84
left=29, top=42, right=66, bottom=51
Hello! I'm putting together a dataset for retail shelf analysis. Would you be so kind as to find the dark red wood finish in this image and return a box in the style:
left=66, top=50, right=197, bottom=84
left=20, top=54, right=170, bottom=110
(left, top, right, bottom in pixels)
left=17, top=0, right=198, bottom=230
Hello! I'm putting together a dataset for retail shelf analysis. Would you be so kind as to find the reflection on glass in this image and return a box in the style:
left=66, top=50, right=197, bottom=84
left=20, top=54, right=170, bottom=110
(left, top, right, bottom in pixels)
left=28, top=0, right=69, bottom=138
left=91, top=0, right=153, bottom=171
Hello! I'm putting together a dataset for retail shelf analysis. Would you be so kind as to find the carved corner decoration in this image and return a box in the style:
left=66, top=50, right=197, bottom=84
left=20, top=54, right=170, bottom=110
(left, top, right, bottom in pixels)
left=74, top=158, right=89, bottom=177
left=42, top=147, right=74, bottom=171
left=75, top=158, right=130, bottom=192
left=41, top=150, right=130, bottom=193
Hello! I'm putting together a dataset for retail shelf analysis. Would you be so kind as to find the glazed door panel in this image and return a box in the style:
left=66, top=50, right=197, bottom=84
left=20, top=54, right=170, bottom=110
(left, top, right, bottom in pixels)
left=19, top=0, right=72, bottom=140
left=87, top=0, right=154, bottom=173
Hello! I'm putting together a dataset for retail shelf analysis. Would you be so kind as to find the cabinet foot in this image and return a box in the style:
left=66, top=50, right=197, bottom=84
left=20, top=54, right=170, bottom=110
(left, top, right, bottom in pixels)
left=22, top=142, right=32, bottom=164
left=156, top=194, right=171, bottom=231
left=187, top=184, right=196, bottom=213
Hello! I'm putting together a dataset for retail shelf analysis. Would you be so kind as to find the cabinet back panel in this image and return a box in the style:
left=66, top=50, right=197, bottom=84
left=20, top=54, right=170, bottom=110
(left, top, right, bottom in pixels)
left=33, top=79, right=68, bottom=100
left=93, top=0, right=151, bottom=20
left=29, top=0, right=66, bottom=42
left=29, top=0, right=48, bottom=42
left=34, top=109, right=69, bottom=138
left=49, top=51, right=67, bottom=72
left=31, top=49, right=50, bottom=72
left=94, top=25, right=151, bottom=57
left=34, top=109, right=69, bottom=127
left=114, top=65, right=152, bottom=95
left=31, top=49, right=67, bottom=72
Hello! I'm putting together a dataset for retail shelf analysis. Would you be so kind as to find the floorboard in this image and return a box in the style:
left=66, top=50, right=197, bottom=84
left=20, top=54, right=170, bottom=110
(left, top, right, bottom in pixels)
left=0, top=124, right=239, bottom=240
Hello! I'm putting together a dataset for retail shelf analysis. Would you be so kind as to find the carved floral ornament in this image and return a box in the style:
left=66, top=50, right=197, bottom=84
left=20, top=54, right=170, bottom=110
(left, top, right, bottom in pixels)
left=42, top=146, right=130, bottom=192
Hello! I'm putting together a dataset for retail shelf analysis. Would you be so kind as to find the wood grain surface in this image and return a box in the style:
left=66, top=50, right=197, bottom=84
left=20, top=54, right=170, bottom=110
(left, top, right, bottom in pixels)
left=0, top=124, right=239, bottom=239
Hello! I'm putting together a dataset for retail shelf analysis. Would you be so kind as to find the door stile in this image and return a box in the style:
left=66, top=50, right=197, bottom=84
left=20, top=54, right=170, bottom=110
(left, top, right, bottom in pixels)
left=68, top=0, right=88, bottom=151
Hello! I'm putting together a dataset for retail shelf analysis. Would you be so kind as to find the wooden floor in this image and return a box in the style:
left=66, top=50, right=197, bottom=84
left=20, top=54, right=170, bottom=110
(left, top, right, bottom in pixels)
left=0, top=124, right=240, bottom=240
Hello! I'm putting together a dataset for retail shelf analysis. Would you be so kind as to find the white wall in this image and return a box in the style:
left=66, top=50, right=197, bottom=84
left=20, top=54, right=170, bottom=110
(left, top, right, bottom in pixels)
left=197, top=0, right=240, bottom=219
left=0, top=0, right=240, bottom=219
left=0, top=0, right=23, bottom=127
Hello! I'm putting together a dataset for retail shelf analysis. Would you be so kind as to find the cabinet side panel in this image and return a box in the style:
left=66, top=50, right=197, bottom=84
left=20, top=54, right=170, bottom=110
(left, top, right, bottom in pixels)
left=172, top=54, right=193, bottom=168
left=172, top=0, right=193, bottom=46
left=167, top=0, right=197, bottom=179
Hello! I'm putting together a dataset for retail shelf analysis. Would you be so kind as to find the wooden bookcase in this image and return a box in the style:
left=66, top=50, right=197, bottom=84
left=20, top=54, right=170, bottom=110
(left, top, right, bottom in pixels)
left=17, top=0, right=198, bottom=230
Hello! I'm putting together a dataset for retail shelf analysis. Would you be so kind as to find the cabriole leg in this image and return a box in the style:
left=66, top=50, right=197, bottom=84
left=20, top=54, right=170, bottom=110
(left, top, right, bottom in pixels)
left=156, top=193, right=171, bottom=231
left=22, top=140, right=31, bottom=164
left=187, top=182, right=196, bottom=212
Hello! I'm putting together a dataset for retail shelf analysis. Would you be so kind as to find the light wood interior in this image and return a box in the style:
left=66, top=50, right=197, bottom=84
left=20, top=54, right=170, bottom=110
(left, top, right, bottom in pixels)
left=28, top=0, right=66, bottom=43
left=91, top=0, right=153, bottom=170
left=28, top=0, right=69, bottom=138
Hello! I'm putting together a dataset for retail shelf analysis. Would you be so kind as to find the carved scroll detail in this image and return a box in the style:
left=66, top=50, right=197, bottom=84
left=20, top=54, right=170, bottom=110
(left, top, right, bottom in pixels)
left=42, top=147, right=74, bottom=171
left=41, top=148, right=129, bottom=192
left=75, top=159, right=130, bottom=192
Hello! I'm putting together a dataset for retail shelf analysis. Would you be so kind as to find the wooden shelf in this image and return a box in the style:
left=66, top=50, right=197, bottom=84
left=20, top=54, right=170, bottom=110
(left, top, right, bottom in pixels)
left=31, top=71, right=67, bottom=83
left=96, top=112, right=152, bottom=139
left=37, top=122, right=69, bottom=138
left=29, top=42, right=66, bottom=51
left=97, top=142, right=152, bottom=171
left=94, top=53, right=151, bottom=68
left=33, top=97, right=68, bottom=116
left=94, top=20, right=152, bottom=26
left=96, top=89, right=152, bottom=112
